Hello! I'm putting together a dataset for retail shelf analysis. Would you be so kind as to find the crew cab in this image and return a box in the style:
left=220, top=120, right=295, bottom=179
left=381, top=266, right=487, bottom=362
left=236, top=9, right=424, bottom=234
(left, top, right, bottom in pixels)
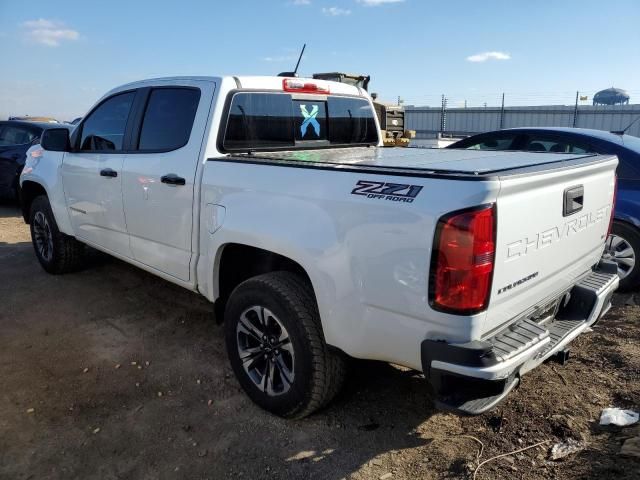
left=20, top=76, right=619, bottom=417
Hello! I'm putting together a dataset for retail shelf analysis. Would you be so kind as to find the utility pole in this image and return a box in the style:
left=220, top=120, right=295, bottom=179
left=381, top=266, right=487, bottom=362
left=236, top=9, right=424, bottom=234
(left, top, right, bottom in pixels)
left=572, top=91, right=579, bottom=128
left=499, top=93, right=505, bottom=129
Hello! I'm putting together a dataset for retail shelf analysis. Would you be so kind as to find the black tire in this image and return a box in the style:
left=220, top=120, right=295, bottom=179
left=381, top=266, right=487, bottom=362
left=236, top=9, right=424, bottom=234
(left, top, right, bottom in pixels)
left=29, top=195, right=87, bottom=274
left=610, top=221, right=640, bottom=291
left=224, top=271, right=346, bottom=418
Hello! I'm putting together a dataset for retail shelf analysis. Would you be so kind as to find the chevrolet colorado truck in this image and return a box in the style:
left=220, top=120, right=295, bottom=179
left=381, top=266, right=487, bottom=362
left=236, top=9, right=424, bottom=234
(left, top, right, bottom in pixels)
left=20, top=75, right=619, bottom=417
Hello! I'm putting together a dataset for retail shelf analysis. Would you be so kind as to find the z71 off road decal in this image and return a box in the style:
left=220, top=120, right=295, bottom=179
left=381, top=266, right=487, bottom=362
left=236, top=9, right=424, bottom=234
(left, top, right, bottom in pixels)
left=351, top=180, right=423, bottom=203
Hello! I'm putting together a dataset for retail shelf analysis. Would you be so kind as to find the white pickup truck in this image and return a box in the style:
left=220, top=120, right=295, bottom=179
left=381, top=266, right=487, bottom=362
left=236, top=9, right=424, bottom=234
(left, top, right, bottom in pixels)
left=21, top=75, right=619, bottom=417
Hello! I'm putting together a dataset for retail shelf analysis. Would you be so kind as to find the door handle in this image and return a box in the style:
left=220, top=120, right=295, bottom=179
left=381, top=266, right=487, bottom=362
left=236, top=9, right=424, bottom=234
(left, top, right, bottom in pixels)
left=563, top=185, right=584, bottom=217
left=161, top=174, right=186, bottom=186
left=100, top=168, right=118, bottom=178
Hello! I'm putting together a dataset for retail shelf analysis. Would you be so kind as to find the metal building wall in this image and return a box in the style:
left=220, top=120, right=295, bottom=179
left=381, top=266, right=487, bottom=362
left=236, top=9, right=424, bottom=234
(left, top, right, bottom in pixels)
left=576, top=105, right=640, bottom=137
left=501, top=106, right=574, bottom=129
left=403, top=107, right=441, bottom=137
left=447, top=108, right=502, bottom=134
left=405, top=104, right=640, bottom=138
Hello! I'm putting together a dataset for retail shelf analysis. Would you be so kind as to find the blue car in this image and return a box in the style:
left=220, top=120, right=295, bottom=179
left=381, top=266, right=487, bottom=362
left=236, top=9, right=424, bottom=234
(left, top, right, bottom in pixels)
left=448, top=127, right=640, bottom=291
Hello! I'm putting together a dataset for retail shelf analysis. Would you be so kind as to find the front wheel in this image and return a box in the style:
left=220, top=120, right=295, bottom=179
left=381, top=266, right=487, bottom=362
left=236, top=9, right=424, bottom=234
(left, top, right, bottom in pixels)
left=29, top=195, right=87, bottom=274
left=606, top=221, right=640, bottom=291
left=224, top=272, right=346, bottom=418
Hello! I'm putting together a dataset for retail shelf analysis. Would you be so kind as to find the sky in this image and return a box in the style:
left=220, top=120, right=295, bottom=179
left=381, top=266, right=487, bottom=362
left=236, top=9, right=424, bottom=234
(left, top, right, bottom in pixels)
left=1, top=0, right=639, bottom=120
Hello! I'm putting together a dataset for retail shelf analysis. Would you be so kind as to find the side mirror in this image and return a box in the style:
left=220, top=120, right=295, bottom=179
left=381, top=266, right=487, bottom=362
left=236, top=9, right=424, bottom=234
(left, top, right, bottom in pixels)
left=41, top=128, right=70, bottom=152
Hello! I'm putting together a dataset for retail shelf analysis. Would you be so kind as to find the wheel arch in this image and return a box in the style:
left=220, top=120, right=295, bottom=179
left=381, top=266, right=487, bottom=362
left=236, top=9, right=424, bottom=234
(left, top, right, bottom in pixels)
left=20, top=180, right=48, bottom=223
left=613, top=216, right=640, bottom=232
left=214, top=243, right=317, bottom=320
left=614, top=211, right=640, bottom=230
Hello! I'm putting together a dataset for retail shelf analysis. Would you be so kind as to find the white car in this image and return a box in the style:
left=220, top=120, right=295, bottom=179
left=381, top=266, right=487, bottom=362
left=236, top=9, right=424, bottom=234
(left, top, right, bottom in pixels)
left=21, top=75, right=618, bottom=417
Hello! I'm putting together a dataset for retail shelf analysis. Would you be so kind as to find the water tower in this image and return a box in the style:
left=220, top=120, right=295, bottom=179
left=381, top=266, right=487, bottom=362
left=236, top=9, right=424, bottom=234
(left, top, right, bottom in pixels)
left=593, top=87, right=630, bottom=106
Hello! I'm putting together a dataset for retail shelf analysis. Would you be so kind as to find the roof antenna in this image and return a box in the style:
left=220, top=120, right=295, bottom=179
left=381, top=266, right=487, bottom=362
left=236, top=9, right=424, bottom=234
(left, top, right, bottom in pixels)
left=278, top=44, right=306, bottom=77
left=612, top=115, right=640, bottom=135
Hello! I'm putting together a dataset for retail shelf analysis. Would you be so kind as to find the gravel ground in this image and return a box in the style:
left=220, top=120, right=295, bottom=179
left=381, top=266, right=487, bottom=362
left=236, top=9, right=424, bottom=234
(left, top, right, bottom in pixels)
left=1, top=203, right=639, bottom=480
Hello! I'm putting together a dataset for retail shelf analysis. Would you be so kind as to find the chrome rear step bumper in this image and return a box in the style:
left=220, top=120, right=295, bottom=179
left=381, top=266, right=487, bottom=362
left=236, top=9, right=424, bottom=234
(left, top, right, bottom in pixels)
left=422, top=262, right=619, bottom=415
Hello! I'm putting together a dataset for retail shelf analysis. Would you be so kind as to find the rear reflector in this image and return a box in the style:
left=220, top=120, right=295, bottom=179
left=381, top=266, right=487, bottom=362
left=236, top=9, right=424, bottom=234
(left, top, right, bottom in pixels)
left=282, top=78, right=330, bottom=94
left=429, top=204, right=496, bottom=315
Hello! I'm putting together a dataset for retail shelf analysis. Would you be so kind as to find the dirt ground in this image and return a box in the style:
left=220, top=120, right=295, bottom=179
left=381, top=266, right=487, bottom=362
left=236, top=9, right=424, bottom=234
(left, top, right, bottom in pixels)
left=1, top=204, right=639, bottom=480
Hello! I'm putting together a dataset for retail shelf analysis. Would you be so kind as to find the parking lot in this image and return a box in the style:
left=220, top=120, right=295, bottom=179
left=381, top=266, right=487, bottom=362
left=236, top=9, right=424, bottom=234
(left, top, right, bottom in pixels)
left=1, top=203, right=638, bottom=480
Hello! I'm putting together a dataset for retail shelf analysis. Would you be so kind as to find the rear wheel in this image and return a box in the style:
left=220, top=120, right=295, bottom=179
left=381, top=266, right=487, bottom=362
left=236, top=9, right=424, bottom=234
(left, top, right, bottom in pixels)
left=606, top=221, right=640, bottom=291
left=29, top=195, right=87, bottom=274
left=224, top=271, right=346, bottom=418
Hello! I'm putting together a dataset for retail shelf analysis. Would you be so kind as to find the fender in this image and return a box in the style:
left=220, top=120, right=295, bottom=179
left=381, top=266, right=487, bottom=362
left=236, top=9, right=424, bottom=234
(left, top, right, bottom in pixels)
left=20, top=151, right=74, bottom=236
left=196, top=187, right=359, bottom=353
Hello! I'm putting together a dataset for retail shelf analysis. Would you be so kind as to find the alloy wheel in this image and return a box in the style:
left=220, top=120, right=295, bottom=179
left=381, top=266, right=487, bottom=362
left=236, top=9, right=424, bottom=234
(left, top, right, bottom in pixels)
left=236, top=306, right=295, bottom=396
left=605, top=234, right=636, bottom=280
left=33, top=211, right=54, bottom=262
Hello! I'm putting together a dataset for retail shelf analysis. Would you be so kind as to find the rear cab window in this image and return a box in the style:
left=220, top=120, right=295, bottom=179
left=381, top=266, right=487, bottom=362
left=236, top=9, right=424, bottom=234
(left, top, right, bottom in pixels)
left=221, top=92, right=378, bottom=152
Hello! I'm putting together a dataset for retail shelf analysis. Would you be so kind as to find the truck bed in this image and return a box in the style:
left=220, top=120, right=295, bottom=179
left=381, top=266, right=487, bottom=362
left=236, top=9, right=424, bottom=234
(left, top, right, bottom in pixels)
left=213, top=147, right=605, bottom=179
left=202, top=140, right=616, bottom=370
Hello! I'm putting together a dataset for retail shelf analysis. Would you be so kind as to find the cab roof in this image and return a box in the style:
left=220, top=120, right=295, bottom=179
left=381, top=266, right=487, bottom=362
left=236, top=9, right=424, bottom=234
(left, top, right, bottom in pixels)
left=111, top=75, right=364, bottom=97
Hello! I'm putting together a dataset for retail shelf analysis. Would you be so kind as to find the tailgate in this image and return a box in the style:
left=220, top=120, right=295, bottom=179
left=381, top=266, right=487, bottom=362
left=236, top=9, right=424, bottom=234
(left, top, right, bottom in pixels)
left=484, top=155, right=617, bottom=336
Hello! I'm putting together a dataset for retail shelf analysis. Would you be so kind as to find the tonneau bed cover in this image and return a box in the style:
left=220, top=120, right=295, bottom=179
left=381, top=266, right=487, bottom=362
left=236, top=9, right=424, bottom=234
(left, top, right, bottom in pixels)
left=214, top=147, right=608, bottom=179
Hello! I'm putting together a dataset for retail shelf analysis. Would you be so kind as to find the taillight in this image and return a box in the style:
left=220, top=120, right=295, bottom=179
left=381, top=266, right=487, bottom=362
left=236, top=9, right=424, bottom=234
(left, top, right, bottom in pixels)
left=607, top=174, right=617, bottom=236
left=429, top=204, right=496, bottom=314
left=282, top=78, right=330, bottom=94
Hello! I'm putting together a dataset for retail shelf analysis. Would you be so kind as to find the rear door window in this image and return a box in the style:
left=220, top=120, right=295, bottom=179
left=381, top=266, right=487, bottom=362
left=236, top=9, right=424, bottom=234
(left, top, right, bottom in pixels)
left=222, top=92, right=378, bottom=152
left=138, top=88, right=201, bottom=151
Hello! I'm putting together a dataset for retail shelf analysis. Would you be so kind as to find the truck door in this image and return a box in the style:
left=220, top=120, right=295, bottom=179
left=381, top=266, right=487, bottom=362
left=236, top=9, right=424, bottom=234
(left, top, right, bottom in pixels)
left=62, top=91, right=137, bottom=256
left=121, top=80, right=215, bottom=282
